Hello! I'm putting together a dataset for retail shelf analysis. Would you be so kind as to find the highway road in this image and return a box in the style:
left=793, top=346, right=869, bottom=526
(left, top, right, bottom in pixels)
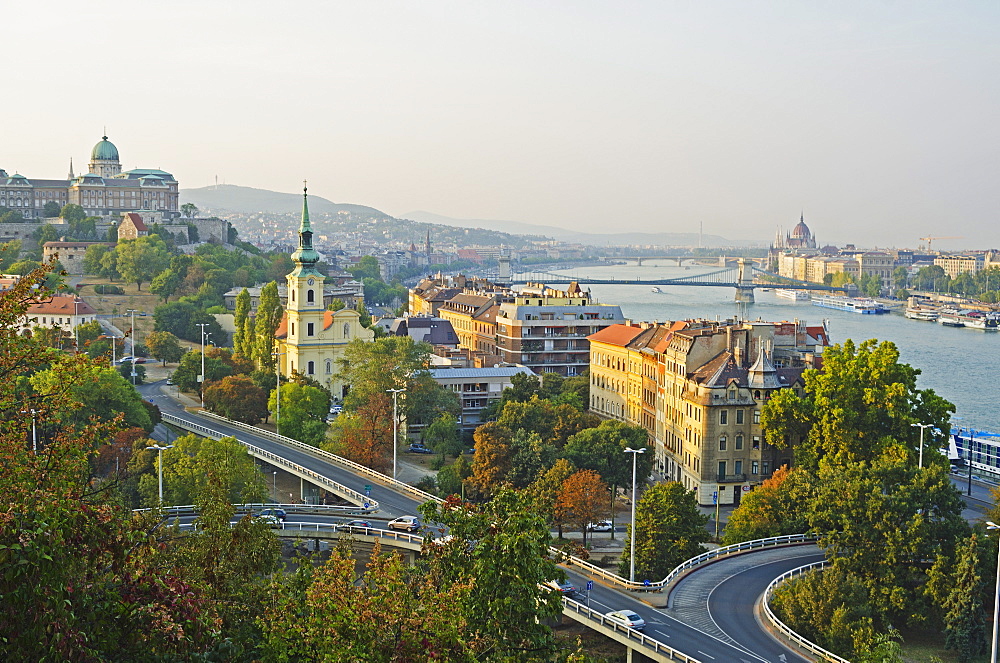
left=139, top=379, right=815, bottom=662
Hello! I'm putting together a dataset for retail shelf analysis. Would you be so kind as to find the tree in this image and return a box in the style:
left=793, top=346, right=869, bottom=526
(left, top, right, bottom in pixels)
left=30, top=359, right=153, bottom=433
left=98, top=247, right=120, bottom=281
left=252, top=281, right=282, bottom=370
left=722, top=466, right=813, bottom=544
left=149, top=267, right=182, bottom=303
left=620, top=481, right=710, bottom=581
left=144, top=330, right=184, bottom=366
left=328, top=297, right=345, bottom=311
left=59, top=203, right=86, bottom=224
left=469, top=421, right=514, bottom=497
left=562, top=419, right=653, bottom=494
left=74, top=320, right=103, bottom=347
left=204, top=375, right=270, bottom=425
left=153, top=300, right=223, bottom=343
left=43, top=201, right=61, bottom=217
left=556, top=469, right=608, bottom=546
left=437, top=454, right=473, bottom=498
left=528, top=458, right=577, bottom=536
left=348, top=255, right=382, bottom=281
left=171, top=349, right=233, bottom=392
left=0, top=240, right=21, bottom=272
left=180, top=202, right=199, bottom=218
left=232, top=288, right=251, bottom=357
left=506, top=429, right=557, bottom=489
left=330, top=396, right=393, bottom=473
left=270, top=381, right=328, bottom=445
left=425, top=412, right=462, bottom=458
left=935, top=534, right=989, bottom=661
left=32, top=223, right=59, bottom=246
left=762, top=338, right=955, bottom=471
left=116, top=236, right=170, bottom=291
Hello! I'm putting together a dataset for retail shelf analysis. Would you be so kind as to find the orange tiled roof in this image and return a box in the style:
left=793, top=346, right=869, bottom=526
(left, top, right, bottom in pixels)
left=587, top=323, right=645, bottom=346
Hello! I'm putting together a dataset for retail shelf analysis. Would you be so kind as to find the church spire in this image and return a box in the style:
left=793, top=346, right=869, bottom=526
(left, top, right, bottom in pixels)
left=290, top=180, right=321, bottom=275
left=68, top=157, right=74, bottom=180
left=300, top=180, right=312, bottom=234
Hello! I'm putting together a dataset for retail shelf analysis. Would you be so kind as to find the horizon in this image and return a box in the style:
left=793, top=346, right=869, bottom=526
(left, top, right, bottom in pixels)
left=3, top=2, right=998, bottom=250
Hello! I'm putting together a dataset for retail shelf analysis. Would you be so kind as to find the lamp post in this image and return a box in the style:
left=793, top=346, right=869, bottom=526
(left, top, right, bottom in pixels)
left=146, top=443, right=174, bottom=504
left=911, top=422, right=933, bottom=469
left=387, top=388, right=405, bottom=481
left=272, top=351, right=285, bottom=433
left=73, top=297, right=80, bottom=351
left=987, top=521, right=1000, bottom=663
left=126, top=309, right=138, bottom=384
left=196, top=323, right=210, bottom=407
left=273, top=471, right=278, bottom=503
left=22, top=409, right=38, bottom=454
left=967, top=429, right=975, bottom=496
left=624, top=447, right=646, bottom=583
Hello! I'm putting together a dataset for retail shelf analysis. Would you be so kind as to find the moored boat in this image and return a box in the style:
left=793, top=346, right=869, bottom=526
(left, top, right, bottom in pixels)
left=905, top=306, right=939, bottom=321
left=812, top=295, right=890, bottom=314
left=775, top=288, right=810, bottom=301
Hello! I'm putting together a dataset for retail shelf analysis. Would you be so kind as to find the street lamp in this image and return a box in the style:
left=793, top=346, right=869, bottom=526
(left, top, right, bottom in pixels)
left=624, top=447, right=646, bottom=583
left=21, top=409, right=38, bottom=454
left=387, top=387, right=405, bottom=481
left=272, top=351, right=285, bottom=433
left=146, top=443, right=174, bottom=504
left=196, top=323, right=210, bottom=407
left=911, top=422, right=933, bottom=469
left=73, top=297, right=80, bottom=351
left=126, top=309, right=138, bottom=385
left=987, top=521, right=1000, bottom=663
left=273, top=471, right=278, bottom=503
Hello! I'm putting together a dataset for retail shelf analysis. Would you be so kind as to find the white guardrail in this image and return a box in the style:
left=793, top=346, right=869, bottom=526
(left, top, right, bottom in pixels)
left=762, top=560, right=850, bottom=663
left=175, top=521, right=425, bottom=545
left=137, top=503, right=372, bottom=517
left=561, top=599, right=702, bottom=662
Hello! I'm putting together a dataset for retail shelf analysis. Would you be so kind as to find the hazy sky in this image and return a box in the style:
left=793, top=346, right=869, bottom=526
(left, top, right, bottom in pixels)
left=4, top=2, right=999, bottom=248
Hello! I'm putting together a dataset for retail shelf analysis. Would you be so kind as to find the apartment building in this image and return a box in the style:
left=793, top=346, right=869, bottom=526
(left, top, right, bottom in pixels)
left=589, top=319, right=828, bottom=506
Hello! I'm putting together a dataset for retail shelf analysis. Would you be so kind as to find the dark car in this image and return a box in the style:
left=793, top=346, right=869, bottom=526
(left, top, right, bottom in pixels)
left=407, top=443, right=433, bottom=454
left=547, top=580, right=578, bottom=598
left=338, top=519, right=373, bottom=533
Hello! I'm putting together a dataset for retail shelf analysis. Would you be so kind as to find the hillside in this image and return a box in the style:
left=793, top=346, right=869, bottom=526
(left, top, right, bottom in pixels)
left=181, top=184, right=388, bottom=218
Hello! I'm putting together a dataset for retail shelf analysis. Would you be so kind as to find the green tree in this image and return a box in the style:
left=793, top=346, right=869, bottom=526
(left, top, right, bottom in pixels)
left=527, top=458, right=577, bottom=534
left=180, top=202, right=199, bottom=218
left=620, top=481, right=710, bottom=581
left=437, top=454, right=474, bottom=498
left=171, top=349, right=234, bottom=392
left=42, top=200, right=61, bottom=217
left=425, top=412, right=463, bottom=458
left=30, top=359, right=153, bottom=433
left=348, top=255, right=382, bottom=281
left=270, top=381, right=328, bottom=444
left=144, top=330, right=184, bottom=366
left=762, top=338, right=955, bottom=471
left=59, top=203, right=86, bottom=224
left=82, top=244, right=110, bottom=275
left=116, top=236, right=170, bottom=290
left=99, top=246, right=120, bottom=280
left=562, top=419, right=652, bottom=497
left=74, top=320, right=103, bottom=347
left=722, top=466, right=813, bottom=544
left=0, top=240, right=21, bottom=272
left=938, top=533, right=989, bottom=661
left=327, top=297, right=346, bottom=311
left=149, top=267, right=182, bottom=303
left=252, top=281, right=282, bottom=370
left=232, top=287, right=251, bottom=357
left=153, top=300, right=223, bottom=343
left=32, top=223, right=59, bottom=246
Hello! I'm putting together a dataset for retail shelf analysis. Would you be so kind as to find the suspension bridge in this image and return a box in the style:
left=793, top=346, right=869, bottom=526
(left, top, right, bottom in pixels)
left=502, top=257, right=851, bottom=303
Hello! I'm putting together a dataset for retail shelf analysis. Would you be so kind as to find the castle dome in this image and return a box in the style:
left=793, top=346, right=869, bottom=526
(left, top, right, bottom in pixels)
left=91, top=136, right=119, bottom=161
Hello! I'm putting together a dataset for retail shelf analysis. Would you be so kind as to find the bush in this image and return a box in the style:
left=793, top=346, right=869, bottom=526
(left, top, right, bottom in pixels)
left=414, top=475, right=437, bottom=494
left=429, top=455, right=446, bottom=471
left=94, top=284, right=124, bottom=295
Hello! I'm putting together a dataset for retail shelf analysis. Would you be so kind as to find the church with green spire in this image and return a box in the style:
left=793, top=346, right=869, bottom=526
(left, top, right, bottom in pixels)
left=276, top=183, right=374, bottom=400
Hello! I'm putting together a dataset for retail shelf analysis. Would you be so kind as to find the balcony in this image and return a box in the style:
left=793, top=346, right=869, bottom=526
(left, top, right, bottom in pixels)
left=716, top=474, right=748, bottom=483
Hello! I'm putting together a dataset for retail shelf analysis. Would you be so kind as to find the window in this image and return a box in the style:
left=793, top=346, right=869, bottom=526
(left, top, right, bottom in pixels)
left=307, top=361, right=315, bottom=375
left=735, top=434, right=743, bottom=450
left=734, top=460, right=743, bottom=475
left=718, top=461, right=726, bottom=477
left=762, top=461, right=771, bottom=475
left=751, top=460, right=759, bottom=475
left=290, top=323, right=295, bottom=336
left=753, top=409, right=761, bottom=424
left=325, top=359, right=332, bottom=374
left=752, top=436, right=760, bottom=450
left=735, top=409, right=744, bottom=425
left=728, top=386, right=737, bottom=399
left=719, top=409, right=728, bottom=425
left=307, top=289, right=315, bottom=304
left=719, top=436, right=727, bottom=451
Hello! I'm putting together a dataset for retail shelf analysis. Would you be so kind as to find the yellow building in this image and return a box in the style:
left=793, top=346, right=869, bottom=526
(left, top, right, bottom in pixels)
left=276, top=185, right=374, bottom=400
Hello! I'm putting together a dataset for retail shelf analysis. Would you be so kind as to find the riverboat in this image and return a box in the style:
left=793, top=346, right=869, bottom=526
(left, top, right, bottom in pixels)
left=938, top=310, right=965, bottom=328
left=651, top=287, right=662, bottom=293
left=904, top=307, right=939, bottom=321
left=775, top=288, right=810, bottom=301
left=812, top=296, right=890, bottom=314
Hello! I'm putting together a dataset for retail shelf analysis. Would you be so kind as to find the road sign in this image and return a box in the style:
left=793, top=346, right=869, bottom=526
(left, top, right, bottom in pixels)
left=586, top=580, right=594, bottom=591
left=742, top=485, right=751, bottom=492
left=644, top=579, right=651, bottom=587
left=363, top=502, right=370, bottom=509
left=712, top=491, right=718, bottom=504
left=364, top=485, right=372, bottom=496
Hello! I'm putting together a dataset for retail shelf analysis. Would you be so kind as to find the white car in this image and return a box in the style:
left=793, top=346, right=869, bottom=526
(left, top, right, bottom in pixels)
left=587, top=520, right=613, bottom=532
left=387, top=516, right=421, bottom=532
left=606, top=609, right=646, bottom=631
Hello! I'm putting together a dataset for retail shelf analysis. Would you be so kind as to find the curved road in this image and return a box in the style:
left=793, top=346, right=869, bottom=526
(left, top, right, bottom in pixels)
left=140, top=380, right=815, bottom=662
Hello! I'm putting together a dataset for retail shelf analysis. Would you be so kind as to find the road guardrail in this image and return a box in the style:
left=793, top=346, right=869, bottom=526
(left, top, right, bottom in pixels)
left=761, top=560, right=849, bottom=663
left=561, top=598, right=702, bottom=662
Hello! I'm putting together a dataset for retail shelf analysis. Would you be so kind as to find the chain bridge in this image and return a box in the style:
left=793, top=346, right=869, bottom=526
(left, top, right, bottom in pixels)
left=503, top=258, right=850, bottom=303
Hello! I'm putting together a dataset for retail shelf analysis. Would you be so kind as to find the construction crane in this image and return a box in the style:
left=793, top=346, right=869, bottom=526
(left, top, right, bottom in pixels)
left=918, top=236, right=963, bottom=251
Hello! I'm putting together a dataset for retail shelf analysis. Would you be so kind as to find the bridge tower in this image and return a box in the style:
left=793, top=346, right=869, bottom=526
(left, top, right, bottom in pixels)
left=498, top=249, right=511, bottom=284
left=735, top=257, right=755, bottom=303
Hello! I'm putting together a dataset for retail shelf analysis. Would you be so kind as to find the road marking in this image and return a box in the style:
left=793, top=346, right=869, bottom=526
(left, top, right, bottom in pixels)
left=697, top=651, right=715, bottom=660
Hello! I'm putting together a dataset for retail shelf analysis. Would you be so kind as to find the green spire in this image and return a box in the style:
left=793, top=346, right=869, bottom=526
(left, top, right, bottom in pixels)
left=290, top=180, right=321, bottom=275
left=300, top=180, right=312, bottom=234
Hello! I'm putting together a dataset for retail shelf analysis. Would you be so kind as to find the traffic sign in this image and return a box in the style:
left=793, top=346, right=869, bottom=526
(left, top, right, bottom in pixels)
left=712, top=491, right=718, bottom=504
left=363, top=502, right=370, bottom=509
left=586, top=580, right=594, bottom=591
left=364, top=485, right=372, bottom=496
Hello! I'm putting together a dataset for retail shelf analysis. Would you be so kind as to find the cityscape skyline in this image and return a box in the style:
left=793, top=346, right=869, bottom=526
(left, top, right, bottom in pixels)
left=3, top=2, right=999, bottom=249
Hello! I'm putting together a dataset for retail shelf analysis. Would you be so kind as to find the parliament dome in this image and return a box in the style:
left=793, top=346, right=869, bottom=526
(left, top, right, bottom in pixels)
left=90, top=136, right=119, bottom=161
left=790, top=219, right=811, bottom=239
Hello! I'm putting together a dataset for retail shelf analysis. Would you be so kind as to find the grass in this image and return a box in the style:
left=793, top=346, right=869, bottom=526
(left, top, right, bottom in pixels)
left=898, top=627, right=988, bottom=663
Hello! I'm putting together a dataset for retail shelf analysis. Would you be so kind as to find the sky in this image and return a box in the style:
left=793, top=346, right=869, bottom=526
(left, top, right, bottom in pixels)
left=3, top=1, right=999, bottom=248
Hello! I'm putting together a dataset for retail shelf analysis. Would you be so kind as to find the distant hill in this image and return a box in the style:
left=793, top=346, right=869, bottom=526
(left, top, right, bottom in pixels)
left=181, top=185, right=389, bottom=217
left=399, top=210, right=742, bottom=247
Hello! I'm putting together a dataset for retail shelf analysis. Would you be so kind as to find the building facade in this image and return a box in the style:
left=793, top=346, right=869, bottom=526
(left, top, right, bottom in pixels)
left=1, top=136, right=180, bottom=221
left=19, top=294, right=97, bottom=338
left=495, top=282, right=625, bottom=377
left=589, top=319, right=828, bottom=506
left=275, top=186, right=374, bottom=399
left=428, top=366, right=535, bottom=433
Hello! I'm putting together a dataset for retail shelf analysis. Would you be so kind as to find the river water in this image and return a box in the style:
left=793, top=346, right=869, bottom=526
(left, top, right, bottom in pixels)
left=546, top=260, right=996, bottom=432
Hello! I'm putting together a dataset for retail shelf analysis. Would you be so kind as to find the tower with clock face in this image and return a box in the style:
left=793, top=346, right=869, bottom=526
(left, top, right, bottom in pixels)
left=278, top=183, right=374, bottom=399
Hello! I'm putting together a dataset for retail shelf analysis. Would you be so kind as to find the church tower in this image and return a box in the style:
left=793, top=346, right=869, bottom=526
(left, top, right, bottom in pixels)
left=283, top=182, right=326, bottom=377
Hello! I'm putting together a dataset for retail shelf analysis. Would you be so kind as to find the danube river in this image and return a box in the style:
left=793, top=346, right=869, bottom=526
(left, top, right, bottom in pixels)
left=546, top=260, right=996, bottom=433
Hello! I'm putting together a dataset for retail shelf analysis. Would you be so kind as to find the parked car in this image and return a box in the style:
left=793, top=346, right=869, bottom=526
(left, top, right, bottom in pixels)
left=606, top=609, right=646, bottom=631
left=387, top=516, right=421, bottom=532
left=546, top=580, right=578, bottom=598
left=165, top=376, right=174, bottom=385
left=337, top=519, right=373, bottom=533
left=407, top=443, right=433, bottom=454
left=586, top=520, right=613, bottom=532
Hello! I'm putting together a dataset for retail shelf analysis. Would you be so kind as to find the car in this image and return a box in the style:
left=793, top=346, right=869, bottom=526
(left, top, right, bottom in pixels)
left=118, top=355, right=134, bottom=364
left=387, top=516, right=421, bottom=532
left=407, top=443, right=433, bottom=454
left=338, top=519, right=373, bottom=533
left=133, top=357, right=147, bottom=364
left=329, top=404, right=343, bottom=414
left=606, top=609, right=646, bottom=631
left=165, top=376, right=174, bottom=385
left=587, top=520, right=613, bottom=532
left=259, top=508, right=287, bottom=523
left=251, top=511, right=282, bottom=528
left=546, top=580, right=578, bottom=598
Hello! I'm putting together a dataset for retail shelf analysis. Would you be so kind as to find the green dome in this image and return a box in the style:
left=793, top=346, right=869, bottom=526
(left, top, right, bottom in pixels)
left=91, top=135, right=119, bottom=161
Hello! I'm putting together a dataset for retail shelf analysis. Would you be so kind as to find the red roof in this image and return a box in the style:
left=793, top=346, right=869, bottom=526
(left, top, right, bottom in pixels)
left=27, top=295, right=96, bottom=316
left=587, top=323, right=645, bottom=346
left=123, top=212, right=148, bottom=232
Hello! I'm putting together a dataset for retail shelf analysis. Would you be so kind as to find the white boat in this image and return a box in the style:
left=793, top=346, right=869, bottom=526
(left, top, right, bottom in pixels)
left=812, top=295, right=890, bottom=314
left=904, top=307, right=939, bottom=321
left=651, top=287, right=662, bottom=293
left=938, top=311, right=965, bottom=328
left=775, top=288, right=809, bottom=301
